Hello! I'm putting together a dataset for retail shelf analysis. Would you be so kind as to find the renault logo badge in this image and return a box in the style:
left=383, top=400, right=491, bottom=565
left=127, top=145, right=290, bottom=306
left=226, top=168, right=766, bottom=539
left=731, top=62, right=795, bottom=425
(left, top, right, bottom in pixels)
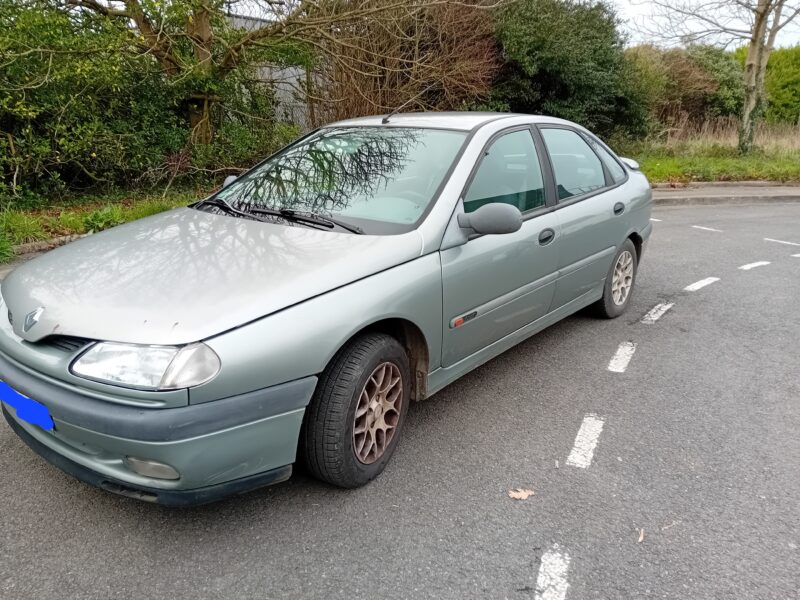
left=23, top=307, right=44, bottom=333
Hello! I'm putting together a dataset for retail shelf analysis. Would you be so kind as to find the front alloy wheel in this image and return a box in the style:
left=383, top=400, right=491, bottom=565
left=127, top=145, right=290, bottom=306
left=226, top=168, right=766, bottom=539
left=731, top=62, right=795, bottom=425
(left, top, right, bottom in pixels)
left=302, top=333, right=411, bottom=488
left=353, top=362, right=403, bottom=465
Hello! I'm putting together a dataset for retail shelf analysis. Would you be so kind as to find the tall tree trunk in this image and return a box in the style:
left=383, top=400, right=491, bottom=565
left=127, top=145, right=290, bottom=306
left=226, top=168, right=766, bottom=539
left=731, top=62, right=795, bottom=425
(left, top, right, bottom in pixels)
left=739, top=0, right=777, bottom=155
left=188, top=5, right=215, bottom=144
left=189, top=96, right=212, bottom=145
left=739, top=50, right=761, bottom=154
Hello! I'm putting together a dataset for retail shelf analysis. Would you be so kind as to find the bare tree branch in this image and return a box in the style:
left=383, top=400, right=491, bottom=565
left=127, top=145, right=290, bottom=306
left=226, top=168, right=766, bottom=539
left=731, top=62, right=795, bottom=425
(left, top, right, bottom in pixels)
left=65, top=0, right=129, bottom=17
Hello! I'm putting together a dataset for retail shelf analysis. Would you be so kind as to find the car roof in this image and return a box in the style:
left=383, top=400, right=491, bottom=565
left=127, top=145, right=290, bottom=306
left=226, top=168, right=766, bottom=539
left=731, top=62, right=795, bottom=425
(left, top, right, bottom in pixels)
left=326, top=112, right=579, bottom=132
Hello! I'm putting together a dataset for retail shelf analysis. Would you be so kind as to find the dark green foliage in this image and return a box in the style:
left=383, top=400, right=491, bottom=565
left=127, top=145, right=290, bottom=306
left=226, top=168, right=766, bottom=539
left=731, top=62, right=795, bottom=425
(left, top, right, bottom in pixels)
left=0, top=0, right=186, bottom=203
left=490, top=0, right=648, bottom=137
left=686, top=46, right=744, bottom=117
left=764, top=46, right=800, bottom=124
left=625, top=44, right=745, bottom=127
left=83, top=205, right=125, bottom=232
left=0, top=0, right=300, bottom=208
left=189, top=81, right=300, bottom=175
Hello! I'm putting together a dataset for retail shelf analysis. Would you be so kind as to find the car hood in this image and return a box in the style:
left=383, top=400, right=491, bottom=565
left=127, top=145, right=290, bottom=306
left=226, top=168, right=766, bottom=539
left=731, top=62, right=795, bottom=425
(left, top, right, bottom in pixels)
left=1, top=208, right=424, bottom=345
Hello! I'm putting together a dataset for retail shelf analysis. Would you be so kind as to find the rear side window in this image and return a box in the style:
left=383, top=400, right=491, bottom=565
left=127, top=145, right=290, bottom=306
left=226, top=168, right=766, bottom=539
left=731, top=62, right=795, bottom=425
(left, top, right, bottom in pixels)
left=588, top=138, right=626, bottom=183
left=464, top=129, right=545, bottom=214
left=541, top=128, right=606, bottom=201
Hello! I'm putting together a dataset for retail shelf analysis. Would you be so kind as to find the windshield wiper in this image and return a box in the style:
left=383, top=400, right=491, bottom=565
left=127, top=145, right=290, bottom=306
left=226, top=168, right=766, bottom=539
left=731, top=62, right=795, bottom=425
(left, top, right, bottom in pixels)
left=196, top=198, right=363, bottom=234
left=194, top=197, right=270, bottom=223
left=250, top=207, right=363, bottom=234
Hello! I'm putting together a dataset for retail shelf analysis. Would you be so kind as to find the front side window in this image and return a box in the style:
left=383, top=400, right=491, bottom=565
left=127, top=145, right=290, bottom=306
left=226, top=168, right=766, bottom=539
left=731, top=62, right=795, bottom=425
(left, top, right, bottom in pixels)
left=541, top=128, right=606, bottom=201
left=463, top=129, right=545, bottom=214
left=209, top=127, right=467, bottom=233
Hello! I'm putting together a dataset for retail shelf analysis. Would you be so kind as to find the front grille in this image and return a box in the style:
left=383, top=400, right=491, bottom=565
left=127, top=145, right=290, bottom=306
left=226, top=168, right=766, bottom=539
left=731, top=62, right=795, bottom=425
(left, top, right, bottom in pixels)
left=43, top=335, right=92, bottom=354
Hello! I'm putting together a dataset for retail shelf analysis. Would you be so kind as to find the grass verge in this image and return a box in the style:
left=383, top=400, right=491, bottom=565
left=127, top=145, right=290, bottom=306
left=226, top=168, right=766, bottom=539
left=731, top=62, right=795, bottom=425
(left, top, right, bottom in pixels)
left=0, top=190, right=205, bottom=264
left=620, top=120, right=800, bottom=184
left=637, top=152, right=800, bottom=184
left=0, top=233, right=13, bottom=264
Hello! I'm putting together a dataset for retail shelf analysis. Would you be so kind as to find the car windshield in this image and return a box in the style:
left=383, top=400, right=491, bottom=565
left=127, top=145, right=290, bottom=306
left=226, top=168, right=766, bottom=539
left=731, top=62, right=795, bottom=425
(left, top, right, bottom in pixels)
left=209, top=126, right=467, bottom=234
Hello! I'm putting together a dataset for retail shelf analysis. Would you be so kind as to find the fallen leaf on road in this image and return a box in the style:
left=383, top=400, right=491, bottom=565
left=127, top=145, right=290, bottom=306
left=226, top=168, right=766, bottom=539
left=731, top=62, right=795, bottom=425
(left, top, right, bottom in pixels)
left=637, top=528, right=645, bottom=543
left=508, top=488, right=535, bottom=500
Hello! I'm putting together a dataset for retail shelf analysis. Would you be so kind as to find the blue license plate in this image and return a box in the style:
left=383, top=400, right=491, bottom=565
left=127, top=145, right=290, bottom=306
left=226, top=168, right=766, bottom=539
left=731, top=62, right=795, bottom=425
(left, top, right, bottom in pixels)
left=0, top=381, right=54, bottom=430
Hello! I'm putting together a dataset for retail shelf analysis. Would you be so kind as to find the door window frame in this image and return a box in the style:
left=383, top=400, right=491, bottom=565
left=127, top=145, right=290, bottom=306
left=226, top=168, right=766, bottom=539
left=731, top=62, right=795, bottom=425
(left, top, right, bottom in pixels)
left=535, top=124, right=629, bottom=209
left=458, top=125, right=556, bottom=223
left=453, top=122, right=633, bottom=243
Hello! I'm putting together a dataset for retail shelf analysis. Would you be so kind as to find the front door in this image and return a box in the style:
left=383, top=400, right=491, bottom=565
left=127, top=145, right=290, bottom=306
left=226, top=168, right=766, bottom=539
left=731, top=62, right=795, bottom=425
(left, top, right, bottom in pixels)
left=440, top=128, right=560, bottom=368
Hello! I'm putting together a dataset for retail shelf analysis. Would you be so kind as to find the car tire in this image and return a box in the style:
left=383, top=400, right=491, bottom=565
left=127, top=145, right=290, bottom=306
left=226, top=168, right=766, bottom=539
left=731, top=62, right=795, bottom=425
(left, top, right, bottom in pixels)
left=302, top=333, right=411, bottom=488
left=594, top=238, right=638, bottom=319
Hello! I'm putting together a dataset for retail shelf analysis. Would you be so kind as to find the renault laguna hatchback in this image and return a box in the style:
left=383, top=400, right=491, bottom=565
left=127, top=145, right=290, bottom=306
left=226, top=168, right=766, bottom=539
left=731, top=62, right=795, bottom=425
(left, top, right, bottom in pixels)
left=0, top=113, right=651, bottom=505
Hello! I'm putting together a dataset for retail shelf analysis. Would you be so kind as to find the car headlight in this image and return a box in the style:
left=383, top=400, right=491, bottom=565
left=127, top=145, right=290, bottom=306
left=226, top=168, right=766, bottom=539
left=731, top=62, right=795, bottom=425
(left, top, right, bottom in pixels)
left=71, top=342, right=220, bottom=390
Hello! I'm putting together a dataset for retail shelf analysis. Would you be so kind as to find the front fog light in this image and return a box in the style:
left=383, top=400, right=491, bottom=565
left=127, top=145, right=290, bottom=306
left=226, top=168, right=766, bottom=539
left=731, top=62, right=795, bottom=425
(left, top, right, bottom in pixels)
left=71, top=342, right=220, bottom=390
left=125, top=457, right=180, bottom=480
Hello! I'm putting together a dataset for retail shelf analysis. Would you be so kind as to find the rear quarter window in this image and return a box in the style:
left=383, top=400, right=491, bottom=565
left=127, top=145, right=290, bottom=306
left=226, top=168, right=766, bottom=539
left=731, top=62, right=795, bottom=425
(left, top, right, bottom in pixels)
left=540, top=128, right=606, bottom=201
left=587, top=138, right=626, bottom=183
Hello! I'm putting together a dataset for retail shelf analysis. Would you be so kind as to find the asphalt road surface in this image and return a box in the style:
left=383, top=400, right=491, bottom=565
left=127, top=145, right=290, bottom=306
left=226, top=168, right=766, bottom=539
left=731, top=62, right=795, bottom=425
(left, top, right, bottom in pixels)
left=2, top=202, right=799, bottom=600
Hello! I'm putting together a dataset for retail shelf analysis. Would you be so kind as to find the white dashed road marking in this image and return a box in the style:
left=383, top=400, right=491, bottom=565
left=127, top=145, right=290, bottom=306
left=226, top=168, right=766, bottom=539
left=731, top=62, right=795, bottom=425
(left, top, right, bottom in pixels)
left=608, top=342, right=636, bottom=373
left=793, top=254, right=800, bottom=258
left=641, top=302, right=674, bottom=324
left=692, top=225, right=723, bottom=232
left=684, top=277, right=720, bottom=292
left=739, top=261, right=771, bottom=270
left=764, top=237, right=800, bottom=247
left=650, top=218, right=662, bottom=222
left=566, top=414, right=605, bottom=469
left=534, top=544, right=571, bottom=600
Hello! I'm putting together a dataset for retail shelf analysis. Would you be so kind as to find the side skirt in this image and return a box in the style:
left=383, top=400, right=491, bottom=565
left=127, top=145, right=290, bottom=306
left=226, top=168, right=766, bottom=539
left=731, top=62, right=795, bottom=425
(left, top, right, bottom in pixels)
left=426, top=285, right=603, bottom=397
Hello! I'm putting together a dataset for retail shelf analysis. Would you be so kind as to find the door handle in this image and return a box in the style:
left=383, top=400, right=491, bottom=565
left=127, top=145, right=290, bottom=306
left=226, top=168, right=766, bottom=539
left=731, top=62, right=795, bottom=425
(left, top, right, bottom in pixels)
left=613, top=202, right=625, bottom=216
left=538, top=228, right=555, bottom=245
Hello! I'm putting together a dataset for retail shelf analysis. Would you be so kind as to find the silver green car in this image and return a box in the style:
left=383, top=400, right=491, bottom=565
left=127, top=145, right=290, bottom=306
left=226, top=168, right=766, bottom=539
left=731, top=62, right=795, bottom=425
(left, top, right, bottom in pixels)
left=0, top=113, right=651, bottom=505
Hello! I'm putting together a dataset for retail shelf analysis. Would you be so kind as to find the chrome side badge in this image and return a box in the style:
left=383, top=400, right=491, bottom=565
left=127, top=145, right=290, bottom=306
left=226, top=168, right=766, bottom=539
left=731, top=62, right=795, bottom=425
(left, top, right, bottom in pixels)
left=23, top=307, right=44, bottom=333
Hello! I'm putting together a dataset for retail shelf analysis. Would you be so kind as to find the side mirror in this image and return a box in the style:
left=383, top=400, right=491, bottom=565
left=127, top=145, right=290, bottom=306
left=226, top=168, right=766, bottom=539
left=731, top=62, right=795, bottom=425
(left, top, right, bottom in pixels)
left=457, top=203, right=523, bottom=236
left=222, top=175, right=238, bottom=189
left=620, top=157, right=640, bottom=170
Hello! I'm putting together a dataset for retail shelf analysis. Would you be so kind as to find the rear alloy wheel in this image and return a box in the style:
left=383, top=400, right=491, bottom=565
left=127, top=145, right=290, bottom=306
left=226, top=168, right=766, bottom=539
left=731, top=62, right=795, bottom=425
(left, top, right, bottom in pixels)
left=594, top=238, right=638, bottom=318
left=611, top=250, right=634, bottom=306
left=302, top=333, right=411, bottom=488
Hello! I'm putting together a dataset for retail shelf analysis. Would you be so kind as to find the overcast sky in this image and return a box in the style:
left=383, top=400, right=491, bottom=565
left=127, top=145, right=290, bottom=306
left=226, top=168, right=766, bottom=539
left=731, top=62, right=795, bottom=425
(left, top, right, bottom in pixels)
left=613, top=0, right=800, bottom=48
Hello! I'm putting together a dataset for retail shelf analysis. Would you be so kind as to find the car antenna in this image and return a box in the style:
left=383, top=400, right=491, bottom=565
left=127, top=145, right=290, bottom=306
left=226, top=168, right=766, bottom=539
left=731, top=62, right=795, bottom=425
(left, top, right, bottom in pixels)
left=382, top=83, right=437, bottom=124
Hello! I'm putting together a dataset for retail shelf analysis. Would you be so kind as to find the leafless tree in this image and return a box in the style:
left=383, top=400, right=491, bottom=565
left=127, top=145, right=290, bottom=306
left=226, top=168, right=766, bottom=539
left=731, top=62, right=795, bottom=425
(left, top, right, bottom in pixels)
left=636, top=0, right=800, bottom=153
left=62, top=0, right=500, bottom=144
left=308, top=1, right=499, bottom=124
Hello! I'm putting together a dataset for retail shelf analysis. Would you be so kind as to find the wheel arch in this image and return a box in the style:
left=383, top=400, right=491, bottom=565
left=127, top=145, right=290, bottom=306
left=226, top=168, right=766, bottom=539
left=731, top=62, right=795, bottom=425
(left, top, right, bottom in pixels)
left=339, top=318, right=430, bottom=402
left=628, top=231, right=643, bottom=260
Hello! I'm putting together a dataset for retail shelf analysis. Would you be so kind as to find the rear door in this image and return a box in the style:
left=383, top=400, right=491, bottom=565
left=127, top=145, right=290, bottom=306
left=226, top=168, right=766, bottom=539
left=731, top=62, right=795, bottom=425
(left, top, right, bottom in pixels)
left=538, top=126, right=631, bottom=309
left=440, top=127, right=560, bottom=368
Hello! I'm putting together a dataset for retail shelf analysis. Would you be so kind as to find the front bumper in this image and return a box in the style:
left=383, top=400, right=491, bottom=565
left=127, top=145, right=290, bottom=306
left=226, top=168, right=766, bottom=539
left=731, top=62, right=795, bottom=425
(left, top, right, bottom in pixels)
left=4, top=407, right=292, bottom=506
left=0, top=349, right=317, bottom=505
